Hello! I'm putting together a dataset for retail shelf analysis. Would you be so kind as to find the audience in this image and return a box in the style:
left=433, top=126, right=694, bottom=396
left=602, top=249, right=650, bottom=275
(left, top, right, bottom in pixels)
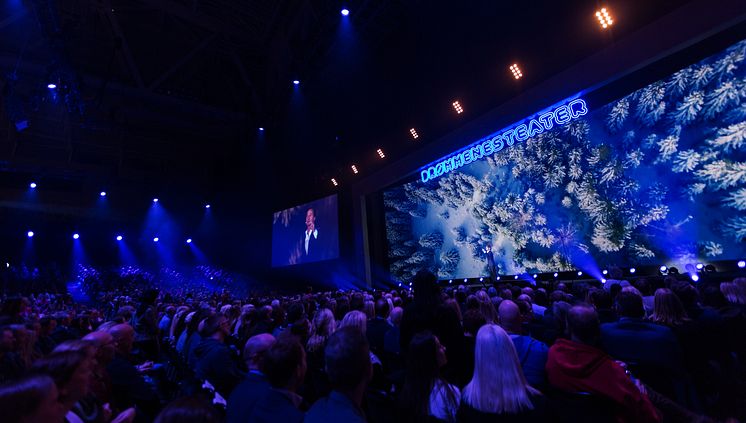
left=497, top=300, right=549, bottom=389
left=193, top=314, right=245, bottom=397
left=225, top=334, right=275, bottom=423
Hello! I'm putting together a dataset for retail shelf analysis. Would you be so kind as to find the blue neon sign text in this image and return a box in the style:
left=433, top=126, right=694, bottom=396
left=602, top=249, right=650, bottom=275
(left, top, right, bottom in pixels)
left=420, top=98, right=588, bottom=183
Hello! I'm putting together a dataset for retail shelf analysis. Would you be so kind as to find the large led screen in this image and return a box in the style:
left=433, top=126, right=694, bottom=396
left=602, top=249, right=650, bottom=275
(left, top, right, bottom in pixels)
left=272, top=194, right=340, bottom=267
left=384, top=39, right=746, bottom=281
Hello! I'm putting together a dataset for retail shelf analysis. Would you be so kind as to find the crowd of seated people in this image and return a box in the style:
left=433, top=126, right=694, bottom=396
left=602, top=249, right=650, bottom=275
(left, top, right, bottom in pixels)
left=0, top=265, right=745, bottom=422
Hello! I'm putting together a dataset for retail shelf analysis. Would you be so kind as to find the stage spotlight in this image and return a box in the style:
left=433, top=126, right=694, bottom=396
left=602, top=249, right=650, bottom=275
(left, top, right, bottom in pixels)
left=463, top=278, right=467, bottom=282
left=205, top=204, right=211, bottom=209
left=553, top=272, right=558, bottom=278
left=514, top=275, right=518, bottom=279
left=153, top=237, right=159, bottom=242
left=341, top=8, right=349, bottom=16
left=659, top=265, right=668, bottom=275
left=738, top=260, right=745, bottom=268
left=533, top=274, right=538, bottom=278
left=630, top=267, right=636, bottom=274
left=73, top=233, right=79, bottom=240
left=409, top=282, right=413, bottom=286
left=496, top=276, right=501, bottom=281
left=5, top=263, right=8, bottom=268
left=509, top=63, right=523, bottom=79
left=449, top=280, right=452, bottom=284
left=29, top=182, right=37, bottom=189
left=258, top=127, right=264, bottom=131
left=452, top=101, right=464, bottom=114
left=577, top=271, right=583, bottom=276
left=153, top=198, right=159, bottom=203
left=376, top=148, right=385, bottom=159
left=331, top=178, right=338, bottom=187
left=116, top=235, right=123, bottom=241
left=691, top=274, right=700, bottom=282
left=398, top=283, right=402, bottom=287
left=696, top=263, right=704, bottom=270
left=668, top=267, right=680, bottom=275
left=479, top=277, right=484, bottom=282
left=410, top=128, right=419, bottom=139
left=351, top=165, right=359, bottom=174
left=596, top=7, right=613, bottom=29
left=47, top=83, right=56, bottom=89
left=27, top=231, right=34, bottom=238
left=602, top=269, right=608, bottom=275
left=704, top=264, right=716, bottom=273
left=100, top=191, right=107, bottom=197
left=186, top=238, right=192, bottom=244
left=293, top=80, right=300, bottom=85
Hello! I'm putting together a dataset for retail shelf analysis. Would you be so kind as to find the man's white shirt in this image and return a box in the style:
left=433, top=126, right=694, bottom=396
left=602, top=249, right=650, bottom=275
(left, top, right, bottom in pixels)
left=305, top=229, right=318, bottom=254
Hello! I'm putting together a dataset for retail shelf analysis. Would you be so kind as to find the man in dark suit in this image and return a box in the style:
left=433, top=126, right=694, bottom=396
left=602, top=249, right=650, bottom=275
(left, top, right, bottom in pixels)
left=226, top=333, right=275, bottom=423
left=300, top=208, right=322, bottom=262
left=193, top=314, right=246, bottom=396
left=366, top=299, right=392, bottom=355
left=247, top=338, right=307, bottom=422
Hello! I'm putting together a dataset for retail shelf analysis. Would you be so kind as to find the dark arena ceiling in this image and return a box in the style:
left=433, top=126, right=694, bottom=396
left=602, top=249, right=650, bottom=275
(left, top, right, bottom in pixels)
left=0, top=0, right=707, bottom=210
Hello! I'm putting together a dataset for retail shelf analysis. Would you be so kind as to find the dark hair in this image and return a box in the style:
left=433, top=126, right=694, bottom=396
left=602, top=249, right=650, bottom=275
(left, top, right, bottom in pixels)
left=261, top=338, right=305, bottom=389
left=154, top=396, right=221, bottom=423
left=0, top=374, right=57, bottom=422
left=286, top=302, right=306, bottom=323
left=463, top=309, right=486, bottom=336
left=374, top=298, right=390, bottom=319
left=200, top=313, right=226, bottom=337
left=324, top=326, right=370, bottom=391
left=29, top=350, right=88, bottom=402
left=412, top=270, right=441, bottom=309
left=615, top=291, right=645, bottom=318
left=400, top=332, right=455, bottom=422
left=587, top=289, right=612, bottom=309
left=566, top=304, right=600, bottom=344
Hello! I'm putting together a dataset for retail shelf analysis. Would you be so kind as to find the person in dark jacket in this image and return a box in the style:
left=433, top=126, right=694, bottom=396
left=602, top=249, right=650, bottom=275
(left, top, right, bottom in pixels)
left=225, top=334, right=275, bottom=423
left=366, top=298, right=391, bottom=355
left=497, top=300, right=548, bottom=390
left=247, top=337, right=306, bottom=422
left=194, top=314, right=245, bottom=397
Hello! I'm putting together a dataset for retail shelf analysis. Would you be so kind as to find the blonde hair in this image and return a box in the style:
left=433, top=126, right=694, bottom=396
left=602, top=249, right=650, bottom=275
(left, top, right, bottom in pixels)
left=476, top=290, right=498, bottom=324
left=463, top=324, right=537, bottom=414
left=721, top=281, right=746, bottom=305
left=339, top=310, right=368, bottom=335
left=307, top=308, right=336, bottom=353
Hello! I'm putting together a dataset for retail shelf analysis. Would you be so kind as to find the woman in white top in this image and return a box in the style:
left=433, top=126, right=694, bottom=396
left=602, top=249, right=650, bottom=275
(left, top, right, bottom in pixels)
left=399, top=331, right=460, bottom=422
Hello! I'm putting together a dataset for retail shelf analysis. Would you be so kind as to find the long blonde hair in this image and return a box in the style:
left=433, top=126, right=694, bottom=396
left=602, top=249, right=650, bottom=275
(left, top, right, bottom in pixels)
left=339, top=310, right=368, bottom=335
left=307, top=308, right=336, bottom=353
left=463, top=324, right=537, bottom=414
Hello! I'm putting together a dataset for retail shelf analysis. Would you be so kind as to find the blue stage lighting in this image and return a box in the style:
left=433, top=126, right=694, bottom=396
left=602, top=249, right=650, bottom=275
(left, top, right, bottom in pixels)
left=577, top=271, right=583, bottom=276
left=73, top=233, right=79, bottom=240
left=398, top=283, right=402, bottom=287
left=696, top=263, right=704, bottom=270
left=602, top=278, right=607, bottom=283
left=100, top=191, right=107, bottom=197
left=47, top=83, right=56, bottom=89
left=630, top=267, right=636, bottom=274
left=27, top=231, right=34, bottom=238
left=205, top=204, right=211, bottom=209
left=116, top=235, right=123, bottom=241
left=659, top=265, right=668, bottom=274
left=602, top=269, right=608, bottom=275
left=463, top=278, right=467, bottom=282
left=514, top=275, right=518, bottom=279
left=479, top=277, right=483, bottom=282
left=153, top=237, right=159, bottom=242
left=341, top=8, right=349, bottom=16
left=496, top=276, right=501, bottom=281
left=691, top=274, right=700, bottom=282
left=533, top=274, right=538, bottom=278
left=259, top=127, right=264, bottom=131
left=553, top=272, right=558, bottom=278
left=186, top=238, right=192, bottom=244
left=29, top=182, right=37, bottom=189
left=293, top=80, right=300, bottom=85
left=153, top=198, right=159, bottom=203
left=739, top=260, right=746, bottom=268
left=449, top=280, right=453, bottom=284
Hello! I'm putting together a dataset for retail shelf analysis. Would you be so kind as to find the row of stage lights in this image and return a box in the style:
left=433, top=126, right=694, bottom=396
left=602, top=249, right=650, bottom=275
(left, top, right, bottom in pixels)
left=25, top=230, right=194, bottom=244
left=261, top=6, right=615, bottom=187
left=27, top=182, right=212, bottom=209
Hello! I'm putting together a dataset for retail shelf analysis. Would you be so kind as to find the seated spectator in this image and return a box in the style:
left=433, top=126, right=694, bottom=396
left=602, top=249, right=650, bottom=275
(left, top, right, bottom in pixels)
left=158, top=306, right=175, bottom=337
left=305, top=327, right=371, bottom=423
left=400, top=331, right=460, bottom=422
left=194, top=314, right=245, bottom=396
left=458, top=324, right=548, bottom=422
left=586, top=288, right=617, bottom=324
left=498, top=300, right=548, bottom=389
left=0, top=326, right=24, bottom=383
left=367, top=299, right=392, bottom=355
left=248, top=338, right=306, bottom=422
left=226, top=334, right=275, bottom=423
left=0, top=374, right=67, bottom=423
left=154, top=396, right=220, bottom=423
left=546, top=304, right=659, bottom=422
left=383, top=306, right=403, bottom=355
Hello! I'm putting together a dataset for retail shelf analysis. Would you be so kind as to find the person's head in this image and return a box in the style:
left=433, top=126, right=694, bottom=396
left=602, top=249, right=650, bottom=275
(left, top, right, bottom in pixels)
left=0, top=374, right=66, bottom=423
left=615, top=291, right=645, bottom=319
left=82, top=331, right=116, bottom=365
left=165, top=306, right=176, bottom=317
left=108, top=323, right=135, bottom=355
left=154, top=396, right=221, bottom=423
left=305, top=208, right=316, bottom=231
left=412, top=269, right=441, bottom=308
left=566, top=304, right=600, bottom=345
left=497, top=300, right=522, bottom=334
left=340, top=310, right=368, bottom=335
left=586, top=288, right=612, bottom=310
left=462, top=309, right=486, bottom=337
left=30, top=350, right=93, bottom=406
left=286, top=302, right=306, bottom=325
left=374, top=298, right=390, bottom=319
left=261, top=338, right=306, bottom=392
left=201, top=313, right=230, bottom=340
left=243, top=333, right=275, bottom=371
left=401, top=332, right=452, bottom=420
left=362, top=301, right=375, bottom=320
left=651, top=288, right=688, bottom=326
left=463, top=324, right=534, bottom=414
left=324, top=326, right=372, bottom=395
left=312, top=308, right=336, bottom=338
left=389, top=306, right=404, bottom=327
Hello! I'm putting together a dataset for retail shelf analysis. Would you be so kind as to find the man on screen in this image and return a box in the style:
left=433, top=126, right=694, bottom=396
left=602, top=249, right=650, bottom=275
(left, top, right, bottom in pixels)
left=301, top=208, right=321, bottom=262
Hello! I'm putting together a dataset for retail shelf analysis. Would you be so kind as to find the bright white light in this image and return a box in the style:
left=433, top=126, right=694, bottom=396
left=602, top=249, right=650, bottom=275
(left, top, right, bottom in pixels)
left=479, top=277, right=483, bottom=282
left=533, top=274, right=538, bottom=278
left=376, top=148, right=385, bottom=159
left=410, top=128, right=419, bottom=139
left=602, top=269, right=608, bottom=275
left=153, top=198, right=159, bottom=203
left=293, top=80, right=300, bottom=85
left=596, top=8, right=613, bottom=29
left=73, top=233, right=79, bottom=240
left=205, top=204, right=211, bottom=209
left=100, top=191, right=107, bottom=197
left=601, top=278, right=607, bottom=283
left=509, top=63, right=523, bottom=79
left=452, top=100, right=464, bottom=114
left=463, top=278, right=467, bottom=282
left=116, top=235, right=123, bottom=241
left=449, top=280, right=453, bottom=284
left=29, top=182, right=37, bottom=189
left=696, top=263, right=704, bottom=270
left=5, top=263, right=8, bottom=268
left=351, top=165, right=358, bottom=174
left=691, top=274, right=700, bottom=282
left=47, top=83, right=56, bottom=89
left=553, top=272, right=558, bottom=278
left=186, top=238, right=192, bottom=244
left=153, top=237, right=159, bottom=242
left=27, top=231, right=34, bottom=238
left=577, top=271, right=583, bottom=276
left=259, top=127, right=264, bottom=131
left=660, top=265, right=668, bottom=273
left=739, top=260, right=746, bottom=269
left=341, top=8, right=349, bottom=16
left=630, top=267, right=636, bottom=274
left=514, top=275, right=518, bottom=279
left=496, top=276, right=501, bottom=281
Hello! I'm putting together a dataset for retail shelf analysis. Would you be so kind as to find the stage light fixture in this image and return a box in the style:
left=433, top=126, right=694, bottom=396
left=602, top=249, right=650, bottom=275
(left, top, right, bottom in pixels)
left=553, top=272, right=558, bottom=278
left=100, top=191, right=107, bottom=197
left=691, top=274, right=700, bottom=282
left=479, top=277, right=484, bottom=282
left=47, top=83, right=56, bottom=89
left=739, top=260, right=746, bottom=268
left=696, top=263, right=704, bottom=270
left=331, top=178, right=338, bottom=187
left=293, top=80, right=300, bottom=85
left=514, top=275, right=518, bottom=279
left=27, top=231, right=34, bottom=238
left=186, top=238, right=192, bottom=244
left=449, top=280, right=452, bottom=284
left=630, top=267, right=636, bottom=274
left=509, top=63, right=523, bottom=79
left=496, top=276, right=501, bottom=281
left=533, top=274, right=537, bottom=278
left=116, top=235, right=123, bottom=241
left=205, top=204, right=211, bottom=209
left=463, top=278, right=467, bottom=282
left=577, top=271, right=583, bottom=276
left=410, top=128, right=419, bottom=139
left=602, top=269, right=608, bottom=275
left=29, top=182, right=37, bottom=189
left=398, top=283, right=402, bottom=287
left=659, top=265, right=668, bottom=275
left=602, top=278, right=607, bottom=283
left=351, top=165, right=359, bottom=174
left=341, top=8, right=349, bottom=16
left=377, top=148, right=385, bottom=159
left=258, top=127, right=264, bottom=131
left=452, top=101, right=463, bottom=114
left=73, top=233, right=79, bottom=240
left=596, top=8, right=613, bottom=29
left=153, top=237, right=159, bottom=242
